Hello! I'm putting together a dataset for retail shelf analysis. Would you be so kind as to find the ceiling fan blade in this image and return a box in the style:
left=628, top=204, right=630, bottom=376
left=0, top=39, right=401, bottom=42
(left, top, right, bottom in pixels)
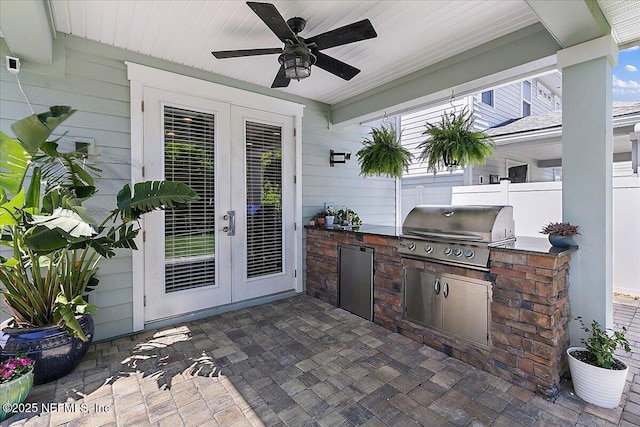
left=306, top=19, right=377, bottom=51
left=212, top=47, right=283, bottom=59
left=247, top=1, right=297, bottom=43
left=314, top=52, right=360, bottom=80
left=271, top=65, right=290, bottom=88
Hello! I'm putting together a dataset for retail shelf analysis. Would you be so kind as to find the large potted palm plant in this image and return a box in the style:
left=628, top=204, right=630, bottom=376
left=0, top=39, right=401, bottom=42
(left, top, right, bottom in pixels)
left=0, top=106, right=198, bottom=384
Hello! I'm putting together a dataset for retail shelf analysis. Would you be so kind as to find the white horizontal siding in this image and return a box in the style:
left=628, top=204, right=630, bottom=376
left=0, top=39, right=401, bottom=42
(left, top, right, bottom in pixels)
left=302, top=103, right=396, bottom=226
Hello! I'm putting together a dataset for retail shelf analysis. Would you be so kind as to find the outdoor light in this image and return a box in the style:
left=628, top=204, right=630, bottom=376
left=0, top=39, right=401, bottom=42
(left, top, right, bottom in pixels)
left=330, top=150, right=351, bottom=167
left=279, top=45, right=316, bottom=80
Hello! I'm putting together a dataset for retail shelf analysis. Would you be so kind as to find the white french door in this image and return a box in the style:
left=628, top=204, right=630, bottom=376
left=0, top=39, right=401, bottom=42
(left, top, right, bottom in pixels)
left=142, top=88, right=295, bottom=322
left=230, top=107, right=296, bottom=301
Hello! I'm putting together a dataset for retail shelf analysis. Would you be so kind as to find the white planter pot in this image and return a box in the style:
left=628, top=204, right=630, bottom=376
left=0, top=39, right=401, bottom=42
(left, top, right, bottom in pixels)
left=567, top=347, right=629, bottom=408
left=325, top=216, right=335, bottom=226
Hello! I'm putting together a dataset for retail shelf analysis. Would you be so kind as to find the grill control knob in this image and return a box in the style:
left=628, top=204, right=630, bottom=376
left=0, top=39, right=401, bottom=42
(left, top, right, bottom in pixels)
left=453, top=248, right=463, bottom=257
left=424, top=244, right=433, bottom=253
left=464, top=249, right=475, bottom=259
left=443, top=247, right=452, bottom=256
left=408, top=242, right=416, bottom=251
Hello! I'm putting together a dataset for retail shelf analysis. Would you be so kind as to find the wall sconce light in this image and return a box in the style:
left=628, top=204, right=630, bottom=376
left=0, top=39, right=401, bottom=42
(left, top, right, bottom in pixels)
left=330, top=150, right=351, bottom=167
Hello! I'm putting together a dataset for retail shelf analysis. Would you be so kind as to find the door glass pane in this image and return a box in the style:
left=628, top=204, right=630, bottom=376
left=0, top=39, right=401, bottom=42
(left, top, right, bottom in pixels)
left=245, top=121, right=283, bottom=278
left=164, top=106, right=215, bottom=292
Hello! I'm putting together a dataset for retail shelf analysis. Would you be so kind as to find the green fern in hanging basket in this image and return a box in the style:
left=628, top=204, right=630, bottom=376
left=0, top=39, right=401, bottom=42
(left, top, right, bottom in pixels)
left=357, top=124, right=413, bottom=178
left=417, top=106, right=495, bottom=173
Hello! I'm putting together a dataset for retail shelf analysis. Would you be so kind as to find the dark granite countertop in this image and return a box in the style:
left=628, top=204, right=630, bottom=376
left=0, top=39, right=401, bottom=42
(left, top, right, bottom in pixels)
left=306, top=225, right=577, bottom=256
left=491, top=236, right=577, bottom=256
left=305, top=224, right=401, bottom=237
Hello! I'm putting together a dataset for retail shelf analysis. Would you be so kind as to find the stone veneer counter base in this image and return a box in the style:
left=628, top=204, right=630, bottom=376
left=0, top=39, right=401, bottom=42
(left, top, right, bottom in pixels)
left=305, top=226, right=576, bottom=397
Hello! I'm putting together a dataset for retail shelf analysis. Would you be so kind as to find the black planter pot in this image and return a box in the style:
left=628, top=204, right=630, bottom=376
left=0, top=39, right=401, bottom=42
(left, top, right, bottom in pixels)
left=0, top=315, right=94, bottom=385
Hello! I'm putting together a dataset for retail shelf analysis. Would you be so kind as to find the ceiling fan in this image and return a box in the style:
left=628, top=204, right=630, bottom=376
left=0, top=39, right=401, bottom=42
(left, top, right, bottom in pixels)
left=212, top=1, right=377, bottom=88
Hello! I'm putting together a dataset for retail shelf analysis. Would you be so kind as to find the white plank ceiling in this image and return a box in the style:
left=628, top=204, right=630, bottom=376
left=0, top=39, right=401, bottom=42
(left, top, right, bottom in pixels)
left=46, top=1, right=640, bottom=105
left=49, top=0, right=539, bottom=104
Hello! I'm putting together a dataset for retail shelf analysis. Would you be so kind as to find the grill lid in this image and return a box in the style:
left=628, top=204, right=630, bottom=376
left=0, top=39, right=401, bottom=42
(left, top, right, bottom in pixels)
left=402, top=205, right=514, bottom=244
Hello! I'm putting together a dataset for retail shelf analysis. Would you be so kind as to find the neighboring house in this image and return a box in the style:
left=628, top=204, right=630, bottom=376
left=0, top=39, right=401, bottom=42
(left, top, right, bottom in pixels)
left=484, top=101, right=640, bottom=178
left=399, top=75, right=640, bottom=212
left=399, top=74, right=563, bottom=206
left=400, top=72, right=562, bottom=187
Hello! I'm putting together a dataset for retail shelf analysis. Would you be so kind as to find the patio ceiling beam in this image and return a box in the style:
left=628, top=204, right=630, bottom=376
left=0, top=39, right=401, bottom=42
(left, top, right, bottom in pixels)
left=0, top=0, right=54, bottom=65
left=329, top=23, right=561, bottom=127
left=525, top=0, right=610, bottom=48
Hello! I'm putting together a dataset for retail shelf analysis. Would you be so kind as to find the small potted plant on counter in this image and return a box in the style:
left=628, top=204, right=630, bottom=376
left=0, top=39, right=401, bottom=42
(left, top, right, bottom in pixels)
left=337, top=207, right=362, bottom=227
left=315, top=210, right=326, bottom=226
left=324, top=207, right=337, bottom=227
left=567, top=317, right=631, bottom=408
left=540, top=221, right=580, bottom=247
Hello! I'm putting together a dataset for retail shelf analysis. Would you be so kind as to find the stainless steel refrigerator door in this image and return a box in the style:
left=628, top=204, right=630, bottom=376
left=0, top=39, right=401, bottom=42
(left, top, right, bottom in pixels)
left=339, top=245, right=374, bottom=321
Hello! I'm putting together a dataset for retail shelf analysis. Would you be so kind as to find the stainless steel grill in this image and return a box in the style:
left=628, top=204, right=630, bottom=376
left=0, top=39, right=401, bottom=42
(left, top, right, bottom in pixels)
left=398, top=205, right=515, bottom=270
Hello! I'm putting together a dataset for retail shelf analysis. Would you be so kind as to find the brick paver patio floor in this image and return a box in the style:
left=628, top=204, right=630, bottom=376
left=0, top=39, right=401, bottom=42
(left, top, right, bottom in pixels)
left=3, top=294, right=639, bottom=426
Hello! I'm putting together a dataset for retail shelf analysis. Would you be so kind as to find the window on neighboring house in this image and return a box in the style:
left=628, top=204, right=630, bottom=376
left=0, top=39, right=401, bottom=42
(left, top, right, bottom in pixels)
left=522, top=80, right=532, bottom=117
left=481, top=90, right=494, bottom=107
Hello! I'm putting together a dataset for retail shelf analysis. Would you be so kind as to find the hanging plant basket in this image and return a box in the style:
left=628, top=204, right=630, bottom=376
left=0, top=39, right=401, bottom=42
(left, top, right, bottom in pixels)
left=417, top=106, right=494, bottom=173
left=357, top=123, right=412, bottom=179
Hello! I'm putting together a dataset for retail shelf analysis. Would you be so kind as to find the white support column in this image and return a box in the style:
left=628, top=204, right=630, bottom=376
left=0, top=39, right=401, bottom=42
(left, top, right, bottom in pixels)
left=557, top=35, right=617, bottom=342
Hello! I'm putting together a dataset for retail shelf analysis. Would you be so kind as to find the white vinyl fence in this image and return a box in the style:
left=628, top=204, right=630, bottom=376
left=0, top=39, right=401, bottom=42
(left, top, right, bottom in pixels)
left=402, top=177, right=640, bottom=297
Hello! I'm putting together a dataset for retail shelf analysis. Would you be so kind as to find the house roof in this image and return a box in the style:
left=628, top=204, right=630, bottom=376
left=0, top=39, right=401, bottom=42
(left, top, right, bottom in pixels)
left=486, top=102, right=640, bottom=137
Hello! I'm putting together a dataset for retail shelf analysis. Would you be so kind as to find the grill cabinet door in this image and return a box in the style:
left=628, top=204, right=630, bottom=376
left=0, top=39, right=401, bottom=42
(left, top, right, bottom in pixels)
left=441, top=274, right=490, bottom=347
left=404, top=268, right=442, bottom=329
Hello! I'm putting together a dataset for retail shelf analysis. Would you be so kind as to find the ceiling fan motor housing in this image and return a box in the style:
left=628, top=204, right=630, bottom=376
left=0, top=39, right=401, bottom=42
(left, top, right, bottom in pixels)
left=287, top=17, right=306, bottom=35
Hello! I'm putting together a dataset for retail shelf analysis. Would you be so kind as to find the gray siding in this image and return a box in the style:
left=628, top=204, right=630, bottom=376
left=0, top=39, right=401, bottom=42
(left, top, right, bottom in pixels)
left=1, top=34, right=392, bottom=340
left=302, top=106, right=397, bottom=226
left=473, top=83, right=522, bottom=129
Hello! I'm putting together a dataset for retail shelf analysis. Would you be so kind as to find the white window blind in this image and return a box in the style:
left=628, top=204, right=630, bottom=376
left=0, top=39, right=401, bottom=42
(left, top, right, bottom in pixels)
left=245, top=121, right=283, bottom=278
left=164, top=106, right=216, bottom=293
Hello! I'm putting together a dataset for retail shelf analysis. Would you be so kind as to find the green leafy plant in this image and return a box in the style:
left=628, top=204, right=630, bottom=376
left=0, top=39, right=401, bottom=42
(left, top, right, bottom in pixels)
left=324, top=207, right=337, bottom=217
left=417, top=107, right=495, bottom=173
left=0, top=106, right=198, bottom=340
left=337, top=208, right=362, bottom=226
left=575, top=317, right=631, bottom=369
left=540, top=222, right=580, bottom=236
left=357, top=124, right=412, bottom=178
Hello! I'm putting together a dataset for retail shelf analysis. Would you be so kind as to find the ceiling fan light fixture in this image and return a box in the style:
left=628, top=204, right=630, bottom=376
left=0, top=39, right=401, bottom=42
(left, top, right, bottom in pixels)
left=279, top=45, right=316, bottom=80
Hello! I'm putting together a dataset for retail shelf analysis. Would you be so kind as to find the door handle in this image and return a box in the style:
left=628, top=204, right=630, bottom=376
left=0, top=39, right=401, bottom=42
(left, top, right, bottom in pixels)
left=443, top=282, right=449, bottom=298
left=434, top=279, right=440, bottom=295
left=224, top=210, right=235, bottom=236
